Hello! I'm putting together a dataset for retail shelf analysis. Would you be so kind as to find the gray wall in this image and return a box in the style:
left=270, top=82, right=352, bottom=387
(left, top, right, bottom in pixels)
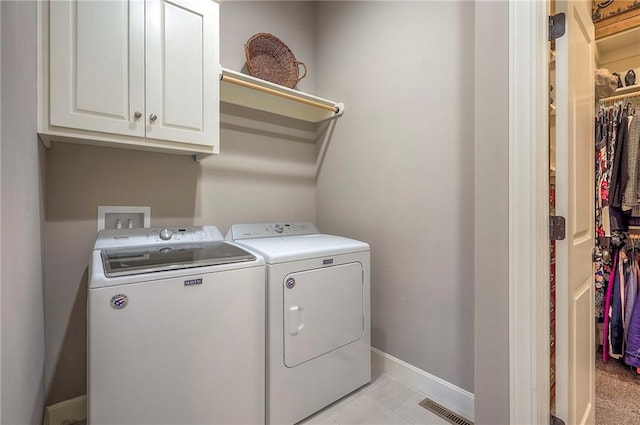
left=44, top=1, right=318, bottom=404
left=474, top=2, right=510, bottom=424
left=1, top=1, right=46, bottom=424
left=43, top=2, right=513, bottom=420
left=315, top=1, right=475, bottom=393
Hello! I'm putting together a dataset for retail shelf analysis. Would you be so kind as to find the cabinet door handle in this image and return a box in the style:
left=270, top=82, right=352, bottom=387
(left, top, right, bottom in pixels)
left=133, top=111, right=142, bottom=120
left=149, top=114, right=158, bottom=122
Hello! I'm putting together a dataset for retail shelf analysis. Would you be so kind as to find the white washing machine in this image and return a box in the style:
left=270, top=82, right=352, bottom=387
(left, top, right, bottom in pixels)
left=226, top=222, right=371, bottom=424
left=88, top=226, right=266, bottom=425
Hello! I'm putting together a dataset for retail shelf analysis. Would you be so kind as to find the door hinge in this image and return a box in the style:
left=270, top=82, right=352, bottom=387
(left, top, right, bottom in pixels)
left=550, top=414, right=566, bottom=425
left=549, top=216, right=566, bottom=240
left=549, top=13, right=566, bottom=41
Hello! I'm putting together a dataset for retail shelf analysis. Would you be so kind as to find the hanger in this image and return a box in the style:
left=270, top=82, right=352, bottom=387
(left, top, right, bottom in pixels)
left=628, top=234, right=640, bottom=254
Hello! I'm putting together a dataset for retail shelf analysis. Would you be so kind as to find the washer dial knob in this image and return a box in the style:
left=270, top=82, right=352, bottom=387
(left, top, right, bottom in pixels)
left=159, top=228, right=173, bottom=240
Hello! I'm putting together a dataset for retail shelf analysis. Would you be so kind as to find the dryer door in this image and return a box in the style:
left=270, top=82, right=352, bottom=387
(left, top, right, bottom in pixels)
left=283, top=262, right=364, bottom=368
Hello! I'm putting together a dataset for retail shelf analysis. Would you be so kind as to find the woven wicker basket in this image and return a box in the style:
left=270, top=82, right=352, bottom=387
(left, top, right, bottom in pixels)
left=244, top=33, right=307, bottom=89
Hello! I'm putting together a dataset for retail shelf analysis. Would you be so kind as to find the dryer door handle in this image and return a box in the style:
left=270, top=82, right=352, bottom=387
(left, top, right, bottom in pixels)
left=288, top=305, right=305, bottom=335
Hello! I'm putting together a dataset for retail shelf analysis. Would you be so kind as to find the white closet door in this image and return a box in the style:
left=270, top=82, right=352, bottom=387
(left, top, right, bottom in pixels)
left=145, top=0, right=219, bottom=149
left=49, top=0, right=145, bottom=137
left=554, top=0, right=596, bottom=424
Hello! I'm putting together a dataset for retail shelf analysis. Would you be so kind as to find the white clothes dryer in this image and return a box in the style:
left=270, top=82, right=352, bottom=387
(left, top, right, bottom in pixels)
left=88, top=226, right=265, bottom=425
left=226, top=222, right=371, bottom=425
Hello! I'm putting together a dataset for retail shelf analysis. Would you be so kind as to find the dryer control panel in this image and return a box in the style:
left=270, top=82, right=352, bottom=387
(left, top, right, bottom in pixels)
left=227, top=222, right=319, bottom=240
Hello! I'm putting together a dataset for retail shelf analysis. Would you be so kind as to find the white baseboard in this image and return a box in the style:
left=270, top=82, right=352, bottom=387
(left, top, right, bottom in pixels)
left=43, top=395, right=86, bottom=425
left=371, top=347, right=474, bottom=421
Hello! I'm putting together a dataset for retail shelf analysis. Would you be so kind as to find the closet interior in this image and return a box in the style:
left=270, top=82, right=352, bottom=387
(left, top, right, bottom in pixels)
left=591, top=2, right=640, bottom=421
left=593, top=27, right=640, bottom=360
left=592, top=67, right=640, bottom=423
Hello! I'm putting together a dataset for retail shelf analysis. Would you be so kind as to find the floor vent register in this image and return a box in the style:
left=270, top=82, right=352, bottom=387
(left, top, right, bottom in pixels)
left=418, top=398, right=474, bottom=425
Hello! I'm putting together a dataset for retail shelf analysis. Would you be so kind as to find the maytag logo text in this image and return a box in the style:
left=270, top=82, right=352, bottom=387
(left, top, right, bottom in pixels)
left=184, top=278, right=203, bottom=286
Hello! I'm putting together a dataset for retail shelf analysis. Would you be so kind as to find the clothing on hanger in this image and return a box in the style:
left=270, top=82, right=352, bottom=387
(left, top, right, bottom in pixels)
left=622, top=115, right=640, bottom=209
left=610, top=250, right=625, bottom=358
left=603, top=250, right=618, bottom=362
left=610, top=109, right=630, bottom=208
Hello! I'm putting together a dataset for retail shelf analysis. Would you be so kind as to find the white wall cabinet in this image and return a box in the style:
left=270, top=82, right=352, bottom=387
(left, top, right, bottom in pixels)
left=39, top=0, right=220, bottom=156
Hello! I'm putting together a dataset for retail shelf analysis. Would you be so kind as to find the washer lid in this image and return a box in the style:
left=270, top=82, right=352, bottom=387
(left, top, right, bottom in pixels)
left=234, top=234, right=369, bottom=264
left=101, top=242, right=256, bottom=277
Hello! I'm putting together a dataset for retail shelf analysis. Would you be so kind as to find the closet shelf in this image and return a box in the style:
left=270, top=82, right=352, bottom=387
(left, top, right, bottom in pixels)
left=220, top=67, right=344, bottom=123
left=608, top=84, right=640, bottom=99
left=595, top=25, right=640, bottom=64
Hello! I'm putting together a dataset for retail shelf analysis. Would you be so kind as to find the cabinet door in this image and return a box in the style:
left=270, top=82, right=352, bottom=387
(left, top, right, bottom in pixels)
left=49, top=0, right=145, bottom=137
left=145, top=0, right=219, bottom=149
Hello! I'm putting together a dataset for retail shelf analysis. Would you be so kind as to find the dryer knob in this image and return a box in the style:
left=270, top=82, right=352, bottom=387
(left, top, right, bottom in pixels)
left=275, top=224, right=284, bottom=234
left=159, top=228, right=173, bottom=240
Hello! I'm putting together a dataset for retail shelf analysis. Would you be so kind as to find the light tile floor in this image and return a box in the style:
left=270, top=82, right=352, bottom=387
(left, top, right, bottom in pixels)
left=297, top=369, right=452, bottom=425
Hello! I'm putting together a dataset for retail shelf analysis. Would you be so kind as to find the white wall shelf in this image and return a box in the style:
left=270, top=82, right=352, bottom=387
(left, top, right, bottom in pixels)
left=220, top=68, right=344, bottom=123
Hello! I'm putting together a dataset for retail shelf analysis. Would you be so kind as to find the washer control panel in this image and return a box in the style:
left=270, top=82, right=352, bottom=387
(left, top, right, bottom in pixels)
left=227, top=222, right=319, bottom=240
left=159, top=228, right=173, bottom=240
left=94, top=226, right=224, bottom=249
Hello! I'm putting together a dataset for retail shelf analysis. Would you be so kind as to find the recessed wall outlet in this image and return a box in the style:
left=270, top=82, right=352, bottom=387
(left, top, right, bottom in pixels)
left=98, top=206, right=151, bottom=232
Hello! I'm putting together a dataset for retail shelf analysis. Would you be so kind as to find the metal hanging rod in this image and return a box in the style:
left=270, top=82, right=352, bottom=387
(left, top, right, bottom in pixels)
left=221, top=74, right=340, bottom=114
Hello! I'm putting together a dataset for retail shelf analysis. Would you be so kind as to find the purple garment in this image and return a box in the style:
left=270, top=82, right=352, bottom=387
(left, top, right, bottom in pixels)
left=625, top=276, right=640, bottom=367
left=625, top=257, right=639, bottom=341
